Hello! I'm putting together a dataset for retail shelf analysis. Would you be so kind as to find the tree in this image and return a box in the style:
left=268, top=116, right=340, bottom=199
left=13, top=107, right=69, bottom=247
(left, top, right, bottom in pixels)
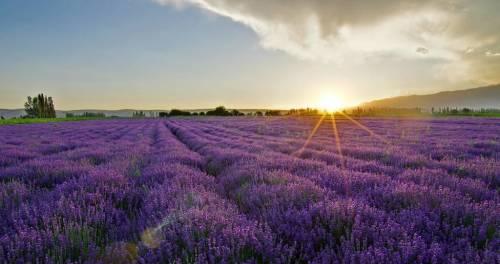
left=47, top=97, right=56, bottom=118
left=207, top=106, right=229, bottom=116
left=231, top=109, right=244, bottom=116
left=265, top=110, right=281, bottom=116
left=82, top=112, right=105, bottom=118
left=133, top=111, right=146, bottom=118
left=159, top=112, right=169, bottom=118
left=169, top=109, right=191, bottom=116
left=24, top=93, right=56, bottom=118
left=206, top=106, right=241, bottom=116
left=286, top=108, right=320, bottom=116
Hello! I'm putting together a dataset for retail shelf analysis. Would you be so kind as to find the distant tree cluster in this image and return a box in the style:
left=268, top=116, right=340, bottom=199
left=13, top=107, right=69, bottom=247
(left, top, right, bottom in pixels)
left=346, top=107, right=424, bottom=117
left=133, top=111, right=146, bottom=118
left=24, top=94, right=56, bottom=118
left=264, top=110, right=282, bottom=116
left=66, top=112, right=106, bottom=118
left=432, top=107, right=500, bottom=116
left=287, top=108, right=320, bottom=116
left=159, top=106, right=244, bottom=117
left=168, top=109, right=192, bottom=116
left=230, top=109, right=245, bottom=116
left=284, top=107, right=428, bottom=117
left=206, top=106, right=243, bottom=116
left=340, top=106, right=500, bottom=117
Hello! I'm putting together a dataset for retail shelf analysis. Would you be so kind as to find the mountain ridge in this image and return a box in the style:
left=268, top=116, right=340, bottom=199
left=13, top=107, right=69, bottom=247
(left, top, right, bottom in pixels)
left=361, top=84, right=500, bottom=109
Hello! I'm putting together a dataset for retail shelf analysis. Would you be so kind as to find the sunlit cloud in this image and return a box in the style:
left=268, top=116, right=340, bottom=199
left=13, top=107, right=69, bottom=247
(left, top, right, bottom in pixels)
left=154, top=0, right=500, bottom=84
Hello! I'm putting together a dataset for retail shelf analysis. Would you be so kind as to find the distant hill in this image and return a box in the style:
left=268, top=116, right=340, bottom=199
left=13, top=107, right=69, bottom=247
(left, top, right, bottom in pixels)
left=362, top=84, right=500, bottom=110
left=0, top=109, right=25, bottom=119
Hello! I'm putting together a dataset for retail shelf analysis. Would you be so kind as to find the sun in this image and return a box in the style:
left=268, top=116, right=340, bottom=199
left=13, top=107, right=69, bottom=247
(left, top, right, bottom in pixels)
left=317, top=94, right=344, bottom=112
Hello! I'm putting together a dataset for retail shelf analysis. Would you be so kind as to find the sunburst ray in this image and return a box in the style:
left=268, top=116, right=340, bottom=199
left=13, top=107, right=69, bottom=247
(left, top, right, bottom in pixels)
left=330, top=113, right=345, bottom=168
left=293, top=114, right=326, bottom=157
left=338, top=111, right=391, bottom=144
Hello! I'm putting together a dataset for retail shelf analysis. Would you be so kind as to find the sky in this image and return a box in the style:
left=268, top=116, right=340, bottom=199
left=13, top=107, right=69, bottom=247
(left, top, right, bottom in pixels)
left=1, top=0, right=499, bottom=110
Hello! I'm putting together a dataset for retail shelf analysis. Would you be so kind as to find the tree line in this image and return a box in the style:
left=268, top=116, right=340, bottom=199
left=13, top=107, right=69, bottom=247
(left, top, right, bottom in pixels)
left=431, top=107, right=500, bottom=117
left=160, top=106, right=246, bottom=117
left=18, top=93, right=499, bottom=120
left=66, top=112, right=106, bottom=118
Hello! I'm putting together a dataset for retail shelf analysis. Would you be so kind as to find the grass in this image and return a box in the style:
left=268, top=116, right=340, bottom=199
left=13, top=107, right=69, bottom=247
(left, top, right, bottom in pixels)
left=1, top=112, right=498, bottom=126
left=0, top=117, right=109, bottom=126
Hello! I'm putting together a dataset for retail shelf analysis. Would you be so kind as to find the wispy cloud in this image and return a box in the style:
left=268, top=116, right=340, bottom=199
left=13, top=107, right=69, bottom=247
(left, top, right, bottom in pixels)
left=486, top=51, right=500, bottom=57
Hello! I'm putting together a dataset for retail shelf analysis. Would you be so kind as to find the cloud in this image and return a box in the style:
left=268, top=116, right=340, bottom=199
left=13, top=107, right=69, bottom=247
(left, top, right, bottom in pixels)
left=486, top=51, right=500, bottom=57
left=416, top=47, right=429, bottom=55
left=154, top=0, right=500, bottom=83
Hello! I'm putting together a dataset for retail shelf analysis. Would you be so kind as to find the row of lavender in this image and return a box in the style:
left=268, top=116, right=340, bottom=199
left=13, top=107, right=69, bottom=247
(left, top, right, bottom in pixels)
left=199, top=117, right=499, bottom=188
left=0, top=117, right=498, bottom=263
left=0, top=120, right=292, bottom=263
left=0, top=120, right=157, bottom=262
left=165, top=117, right=499, bottom=263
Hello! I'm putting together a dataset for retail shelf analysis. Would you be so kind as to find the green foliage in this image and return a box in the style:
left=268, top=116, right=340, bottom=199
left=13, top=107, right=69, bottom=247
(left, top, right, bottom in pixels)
left=347, top=107, right=424, bottom=117
left=264, top=110, right=281, bottom=116
left=287, top=108, right=320, bottom=116
left=169, top=109, right=192, bottom=116
left=0, top=117, right=107, bottom=126
left=206, top=106, right=243, bottom=116
left=231, top=109, right=244, bottom=116
left=66, top=112, right=106, bottom=118
left=432, top=107, right=500, bottom=117
left=83, top=112, right=106, bottom=118
left=24, top=93, right=56, bottom=118
left=206, top=106, right=232, bottom=116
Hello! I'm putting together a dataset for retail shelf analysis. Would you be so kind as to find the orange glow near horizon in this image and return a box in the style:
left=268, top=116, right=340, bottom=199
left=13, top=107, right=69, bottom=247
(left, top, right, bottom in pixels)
left=316, top=93, right=346, bottom=112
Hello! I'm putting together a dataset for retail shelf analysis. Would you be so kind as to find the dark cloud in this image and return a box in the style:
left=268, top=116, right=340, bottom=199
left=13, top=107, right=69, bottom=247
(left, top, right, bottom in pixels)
left=416, top=47, right=429, bottom=55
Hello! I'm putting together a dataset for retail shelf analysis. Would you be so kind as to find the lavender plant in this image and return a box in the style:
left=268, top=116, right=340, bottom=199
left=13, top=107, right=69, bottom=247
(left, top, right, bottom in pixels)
left=0, top=117, right=498, bottom=263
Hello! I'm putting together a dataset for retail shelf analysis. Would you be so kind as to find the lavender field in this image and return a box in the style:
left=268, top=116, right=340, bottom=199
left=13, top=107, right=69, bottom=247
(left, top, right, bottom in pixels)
left=0, top=117, right=498, bottom=263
